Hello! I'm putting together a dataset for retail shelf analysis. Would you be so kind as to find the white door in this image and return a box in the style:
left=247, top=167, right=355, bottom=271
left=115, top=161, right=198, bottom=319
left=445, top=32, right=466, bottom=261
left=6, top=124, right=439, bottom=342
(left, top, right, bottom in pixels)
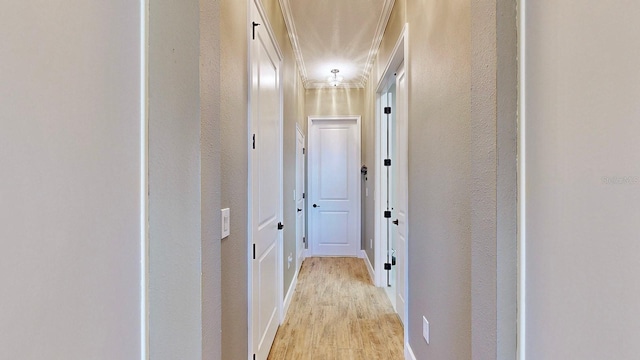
left=296, top=125, right=306, bottom=269
left=392, top=63, right=407, bottom=325
left=308, top=116, right=361, bottom=257
left=250, top=2, right=282, bottom=359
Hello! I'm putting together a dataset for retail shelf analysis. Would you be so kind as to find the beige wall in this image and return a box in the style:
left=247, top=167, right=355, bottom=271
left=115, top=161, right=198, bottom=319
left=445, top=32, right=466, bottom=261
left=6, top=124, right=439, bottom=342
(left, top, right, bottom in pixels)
left=305, top=88, right=366, bottom=118
left=200, top=0, right=222, bottom=358
left=220, top=0, right=303, bottom=358
left=524, top=1, right=640, bottom=358
left=220, top=0, right=249, bottom=357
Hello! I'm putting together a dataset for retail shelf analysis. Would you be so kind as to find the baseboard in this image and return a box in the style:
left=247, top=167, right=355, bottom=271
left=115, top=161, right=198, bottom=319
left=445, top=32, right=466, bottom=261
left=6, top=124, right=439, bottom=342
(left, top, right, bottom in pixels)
left=283, top=269, right=298, bottom=319
left=360, top=250, right=375, bottom=284
left=405, top=341, right=417, bottom=360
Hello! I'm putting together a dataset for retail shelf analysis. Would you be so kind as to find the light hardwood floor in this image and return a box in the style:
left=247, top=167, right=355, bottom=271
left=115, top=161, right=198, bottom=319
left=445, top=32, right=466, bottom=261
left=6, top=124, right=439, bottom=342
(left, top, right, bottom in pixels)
left=268, top=257, right=404, bottom=360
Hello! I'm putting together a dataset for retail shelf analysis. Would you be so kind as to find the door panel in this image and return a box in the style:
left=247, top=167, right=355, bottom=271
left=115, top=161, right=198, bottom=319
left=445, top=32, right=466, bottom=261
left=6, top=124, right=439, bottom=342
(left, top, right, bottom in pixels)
left=319, top=128, right=349, bottom=200
left=393, top=63, right=407, bottom=325
left=309, top=117, right=360, bottom=257
left=250, top=2, right=282, bottom=359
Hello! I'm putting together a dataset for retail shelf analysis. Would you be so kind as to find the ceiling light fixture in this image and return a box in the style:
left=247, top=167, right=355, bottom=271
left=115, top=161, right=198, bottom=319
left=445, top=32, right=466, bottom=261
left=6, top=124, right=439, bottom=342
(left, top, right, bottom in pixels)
left=327, top=69, right=343, bottom=87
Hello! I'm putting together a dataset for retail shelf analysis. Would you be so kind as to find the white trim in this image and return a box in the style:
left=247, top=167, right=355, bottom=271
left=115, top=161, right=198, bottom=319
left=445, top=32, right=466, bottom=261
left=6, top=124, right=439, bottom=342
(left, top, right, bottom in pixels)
left=279, top=0, right=394, bottom=88
left=405, top=341, right=417, bottom=360
left=360, top=250, right=375, bottom=284
left=282, top=268, right=298, bottom=319
left=517, top=0, right=527, bottom=358
left=295, top=124, right=306, bottom=272
left=247, top=0, right=284, bottom=358
left=139, top=0, right=149, bottom=358
left=307, top=115, right=362, bottom=257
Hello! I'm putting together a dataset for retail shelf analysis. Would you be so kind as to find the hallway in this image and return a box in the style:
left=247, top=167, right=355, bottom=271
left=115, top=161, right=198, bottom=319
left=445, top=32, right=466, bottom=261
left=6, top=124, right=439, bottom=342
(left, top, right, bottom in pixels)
left=268, top=258, right=403, bottom=360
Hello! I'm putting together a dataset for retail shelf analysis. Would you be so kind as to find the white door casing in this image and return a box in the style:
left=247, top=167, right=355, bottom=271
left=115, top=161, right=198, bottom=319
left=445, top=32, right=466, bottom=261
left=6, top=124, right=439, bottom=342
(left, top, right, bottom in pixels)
left=308, top=116, right=361, bottom=257
left=392, top=62, right=407, bottom=325
left=248, top=1, right=283, bottom=359
left=295, top=125, right=306, bottom=269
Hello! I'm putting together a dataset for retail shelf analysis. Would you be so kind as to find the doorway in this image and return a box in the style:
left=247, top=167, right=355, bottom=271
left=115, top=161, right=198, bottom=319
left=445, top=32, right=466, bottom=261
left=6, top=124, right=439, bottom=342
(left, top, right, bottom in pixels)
left=307, top=116, right=361, bottom=257
left=248, top=1, right=284, bottom=359
left=375, top=25, right=408, bottom=329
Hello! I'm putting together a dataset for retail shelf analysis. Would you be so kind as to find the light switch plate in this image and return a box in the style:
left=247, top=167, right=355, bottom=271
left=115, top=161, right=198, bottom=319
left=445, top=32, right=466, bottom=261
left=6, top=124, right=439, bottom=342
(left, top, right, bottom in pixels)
left=221, top=208, right=230, bottom=239
left=423, top=316, right=430, bottom=344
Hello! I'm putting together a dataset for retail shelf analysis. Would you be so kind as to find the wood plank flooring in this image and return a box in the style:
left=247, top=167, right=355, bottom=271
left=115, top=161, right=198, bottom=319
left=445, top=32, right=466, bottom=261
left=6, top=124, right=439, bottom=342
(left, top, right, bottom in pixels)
left=268, top=257, right=404, bottom=360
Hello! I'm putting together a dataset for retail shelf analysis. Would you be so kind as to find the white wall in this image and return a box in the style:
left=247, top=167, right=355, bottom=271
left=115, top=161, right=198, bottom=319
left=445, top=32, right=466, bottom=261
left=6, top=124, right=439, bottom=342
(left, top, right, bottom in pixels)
left=0, top=1, right=143, bottom=358
left=524, top=1, right=640, bottom=358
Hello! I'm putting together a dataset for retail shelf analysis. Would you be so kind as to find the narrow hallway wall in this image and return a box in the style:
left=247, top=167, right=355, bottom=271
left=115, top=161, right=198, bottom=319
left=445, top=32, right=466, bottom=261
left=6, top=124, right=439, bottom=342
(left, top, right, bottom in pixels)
left=148, top=0, right=204, bottom=357
left=200, top=0, right=223, bottom=358
left=524, top=2, right=640, bottom=358
left=0, top=2, right=143, bottom=358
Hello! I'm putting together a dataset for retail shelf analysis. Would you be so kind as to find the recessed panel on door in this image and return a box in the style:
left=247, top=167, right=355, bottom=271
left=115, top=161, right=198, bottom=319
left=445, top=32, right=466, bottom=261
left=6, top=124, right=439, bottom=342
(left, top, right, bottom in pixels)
left=317, top=211, right=350, bottom=246
left=319, top=127, right=349, bottom=200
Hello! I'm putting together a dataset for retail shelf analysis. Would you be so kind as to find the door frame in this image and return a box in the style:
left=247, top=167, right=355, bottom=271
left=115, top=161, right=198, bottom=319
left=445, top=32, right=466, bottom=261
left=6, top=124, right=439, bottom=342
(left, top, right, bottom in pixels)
left=247, top=0, right=284, bottom=358
left=374, top=23, right=409, bottom=352
left=307, top=115, right=362, bottom=257
left=295, top=123, right=306, bottom=271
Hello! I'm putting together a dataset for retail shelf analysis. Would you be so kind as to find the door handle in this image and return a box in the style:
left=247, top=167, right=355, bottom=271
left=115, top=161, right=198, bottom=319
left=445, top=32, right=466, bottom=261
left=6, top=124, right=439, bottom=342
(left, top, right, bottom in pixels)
left=313, top=204, right=320, bottom=208
left=297, top=208, right=302, bottom=212
left=278, top=222, right=284, bottom=230
left=392, top=219, right=399, bottom=226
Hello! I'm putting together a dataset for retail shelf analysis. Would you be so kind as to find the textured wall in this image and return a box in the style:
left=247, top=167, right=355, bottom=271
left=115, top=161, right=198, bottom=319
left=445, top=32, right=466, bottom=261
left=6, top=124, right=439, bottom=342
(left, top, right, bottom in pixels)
left=470, top=0, right=517, bottom=358
left=220, top=0, right=249, bottom=357
left=0, top=1, right=142, bottom=358
left=200, top=0, right=222, bottom=358
left=148, top=0, right=203, bottom=356
left=524, top=1, right=640, bottom=358
left=405, top=1, right=472, bottom=358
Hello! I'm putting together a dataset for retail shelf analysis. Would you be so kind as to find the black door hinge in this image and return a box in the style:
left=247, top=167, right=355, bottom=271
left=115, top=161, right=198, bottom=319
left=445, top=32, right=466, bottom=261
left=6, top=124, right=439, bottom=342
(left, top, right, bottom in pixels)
left=303, top=236, right=306, bottom=244
left=302, top=193, right=305, bottom=199
left=253, top=354, right=256, bottom=360
left=252, top=134, right=255, bottom=149
left=384, top=263, right=392, bottom=270
left=384, top=210, right=392, bottom=218
left=252, top=22, right=261, bottom=40
left=384, top=159, right=391, bottom=166
left=278, top=222, right=284, bottom=230
left=303, top=147, right=306, bottom=155
left=384, top=106, right=392, bottom=114
left=253, top=244, right=256, bottom=260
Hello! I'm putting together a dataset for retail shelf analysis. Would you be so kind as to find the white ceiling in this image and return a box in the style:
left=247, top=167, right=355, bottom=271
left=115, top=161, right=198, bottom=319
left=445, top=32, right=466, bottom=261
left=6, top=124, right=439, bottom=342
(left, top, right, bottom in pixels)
left=279, top=0, right=395, bottom=89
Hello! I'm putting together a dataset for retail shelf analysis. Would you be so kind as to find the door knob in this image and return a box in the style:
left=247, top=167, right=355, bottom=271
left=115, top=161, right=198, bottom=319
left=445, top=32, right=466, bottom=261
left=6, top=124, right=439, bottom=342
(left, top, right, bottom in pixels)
left=313, top=204, right=320, bottom=208
left=392, top=219, right=399, bottom=225
left=297, top=208, right=302, bottom=212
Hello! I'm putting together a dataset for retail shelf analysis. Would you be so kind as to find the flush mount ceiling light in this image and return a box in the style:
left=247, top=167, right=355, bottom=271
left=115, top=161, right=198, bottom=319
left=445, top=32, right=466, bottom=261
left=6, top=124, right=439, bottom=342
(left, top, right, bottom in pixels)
left=327, top=69, right=343, bottom=87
